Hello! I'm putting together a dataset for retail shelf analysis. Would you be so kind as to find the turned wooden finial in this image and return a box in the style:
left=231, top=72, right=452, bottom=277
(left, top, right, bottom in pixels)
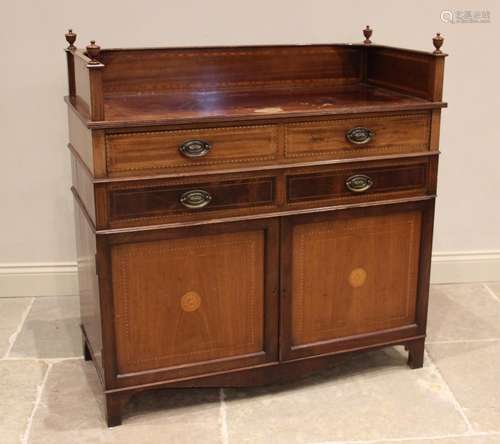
left=433, top=33, right=444, bottom=54
left=65, top=29, right=77, bottom=50
left=86, top=40, right=101, bottom=64
left=363, top=25, right=373, bottom=45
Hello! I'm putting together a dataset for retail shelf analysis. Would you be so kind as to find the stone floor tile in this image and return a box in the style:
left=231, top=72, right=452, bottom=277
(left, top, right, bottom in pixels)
left=427, top=284, right=500, bottom=342
left=224, top=347, right=468, bottom=444
left=0, top=360, right=48, bottom=444
left=9, top=296, right=81, bottom=358
left=29, top=360, right=222, bottom=444
left=377, top=434, right=500, bottom=443
left=427, top=341, right=500, bottom=433
left=0, top=298, right=32, bottom=357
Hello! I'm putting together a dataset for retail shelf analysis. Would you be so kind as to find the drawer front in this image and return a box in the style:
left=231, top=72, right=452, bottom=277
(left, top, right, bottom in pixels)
left=106, top=125, right=279, bottom=175
left=108, top=176, right=277, bottom=225
left=285, top=113, right=431, bottom=160
left=287, top=160, right=428, bottom=205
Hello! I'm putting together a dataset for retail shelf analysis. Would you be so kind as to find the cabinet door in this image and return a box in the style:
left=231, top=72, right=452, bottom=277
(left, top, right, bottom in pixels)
left=105, top=219, right=279, bottom=384
left=280, top=201, right=433, bottom=361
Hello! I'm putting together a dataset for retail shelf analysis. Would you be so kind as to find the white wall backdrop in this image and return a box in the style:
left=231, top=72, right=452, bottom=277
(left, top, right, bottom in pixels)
left=1, top=0, right=499, bottom=295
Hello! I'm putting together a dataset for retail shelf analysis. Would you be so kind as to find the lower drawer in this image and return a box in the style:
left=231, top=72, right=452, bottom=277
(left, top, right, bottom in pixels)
left=100, top=157, right=435, bottom=229
left=286, top=158, right=432, bottom=207
left=107, top=173, right=278, bottom=227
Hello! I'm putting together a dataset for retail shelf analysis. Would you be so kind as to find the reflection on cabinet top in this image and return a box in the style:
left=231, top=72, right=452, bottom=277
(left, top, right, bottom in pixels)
left=64, top=31, right=447, bottom=129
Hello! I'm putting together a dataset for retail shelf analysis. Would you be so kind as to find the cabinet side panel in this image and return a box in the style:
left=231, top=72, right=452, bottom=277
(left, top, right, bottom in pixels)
left=74, top=200, right=103, bottom=380
left=74, top=55, right=92, bottom=116
left=71, top=154, right=96, bottom=224
left=68, top=106, right=94, bottom=174
left=366, top=48, right=440, bottom=100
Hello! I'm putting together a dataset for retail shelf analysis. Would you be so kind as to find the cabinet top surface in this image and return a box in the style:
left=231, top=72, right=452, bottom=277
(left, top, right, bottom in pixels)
left=97, top=85, right=436, bottom=127
left=65, top=40, right=447, bottom=129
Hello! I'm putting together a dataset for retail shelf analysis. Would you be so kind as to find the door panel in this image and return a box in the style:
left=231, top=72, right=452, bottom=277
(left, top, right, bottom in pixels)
left=281, top=202, right=428, bottom=360
left=109, top=220, right=279, bottom=378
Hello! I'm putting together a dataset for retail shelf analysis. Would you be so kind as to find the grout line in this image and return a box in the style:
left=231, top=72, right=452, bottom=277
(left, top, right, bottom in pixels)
left=424, top=350, right=475, bottom=435
left=483, top=283, right=500, bottom=302
left=427, top=338, right=500, bottom=344
left=219, top=388, right=229, bottom=444
left=312, top=430, right=500, bottom=443
left=2, top=356, right=83, bottom=363
left=21, top=361, right=52, bottom=444
left=3, top=297, right=34, bottom=359
left=0, top=294, right=79, bottom=299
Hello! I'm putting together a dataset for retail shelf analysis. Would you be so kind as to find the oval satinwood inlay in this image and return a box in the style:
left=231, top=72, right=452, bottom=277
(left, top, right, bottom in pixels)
left=181, top=291, right=202, bottom=312
left=348, top=267, right=367, bottom=288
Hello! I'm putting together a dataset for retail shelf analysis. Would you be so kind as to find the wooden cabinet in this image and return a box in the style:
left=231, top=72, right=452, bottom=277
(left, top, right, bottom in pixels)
left=65, top=28, right=446, bottom=426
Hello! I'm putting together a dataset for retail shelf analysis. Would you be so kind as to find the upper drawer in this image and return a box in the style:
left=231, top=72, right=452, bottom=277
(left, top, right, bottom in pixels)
left=106, top=125, right=279, bottom=176
left=285, top=113, right=431, bottom=160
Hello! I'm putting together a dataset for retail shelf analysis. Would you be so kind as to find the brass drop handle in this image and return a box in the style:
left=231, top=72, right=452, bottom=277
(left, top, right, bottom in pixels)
left=179, top=140, right=211, bottom=158
left=346, top=127, right=374, bottom=145
left=345, top=174, right=374, bottom=193
left=180, top=189, right=212, bottom=209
